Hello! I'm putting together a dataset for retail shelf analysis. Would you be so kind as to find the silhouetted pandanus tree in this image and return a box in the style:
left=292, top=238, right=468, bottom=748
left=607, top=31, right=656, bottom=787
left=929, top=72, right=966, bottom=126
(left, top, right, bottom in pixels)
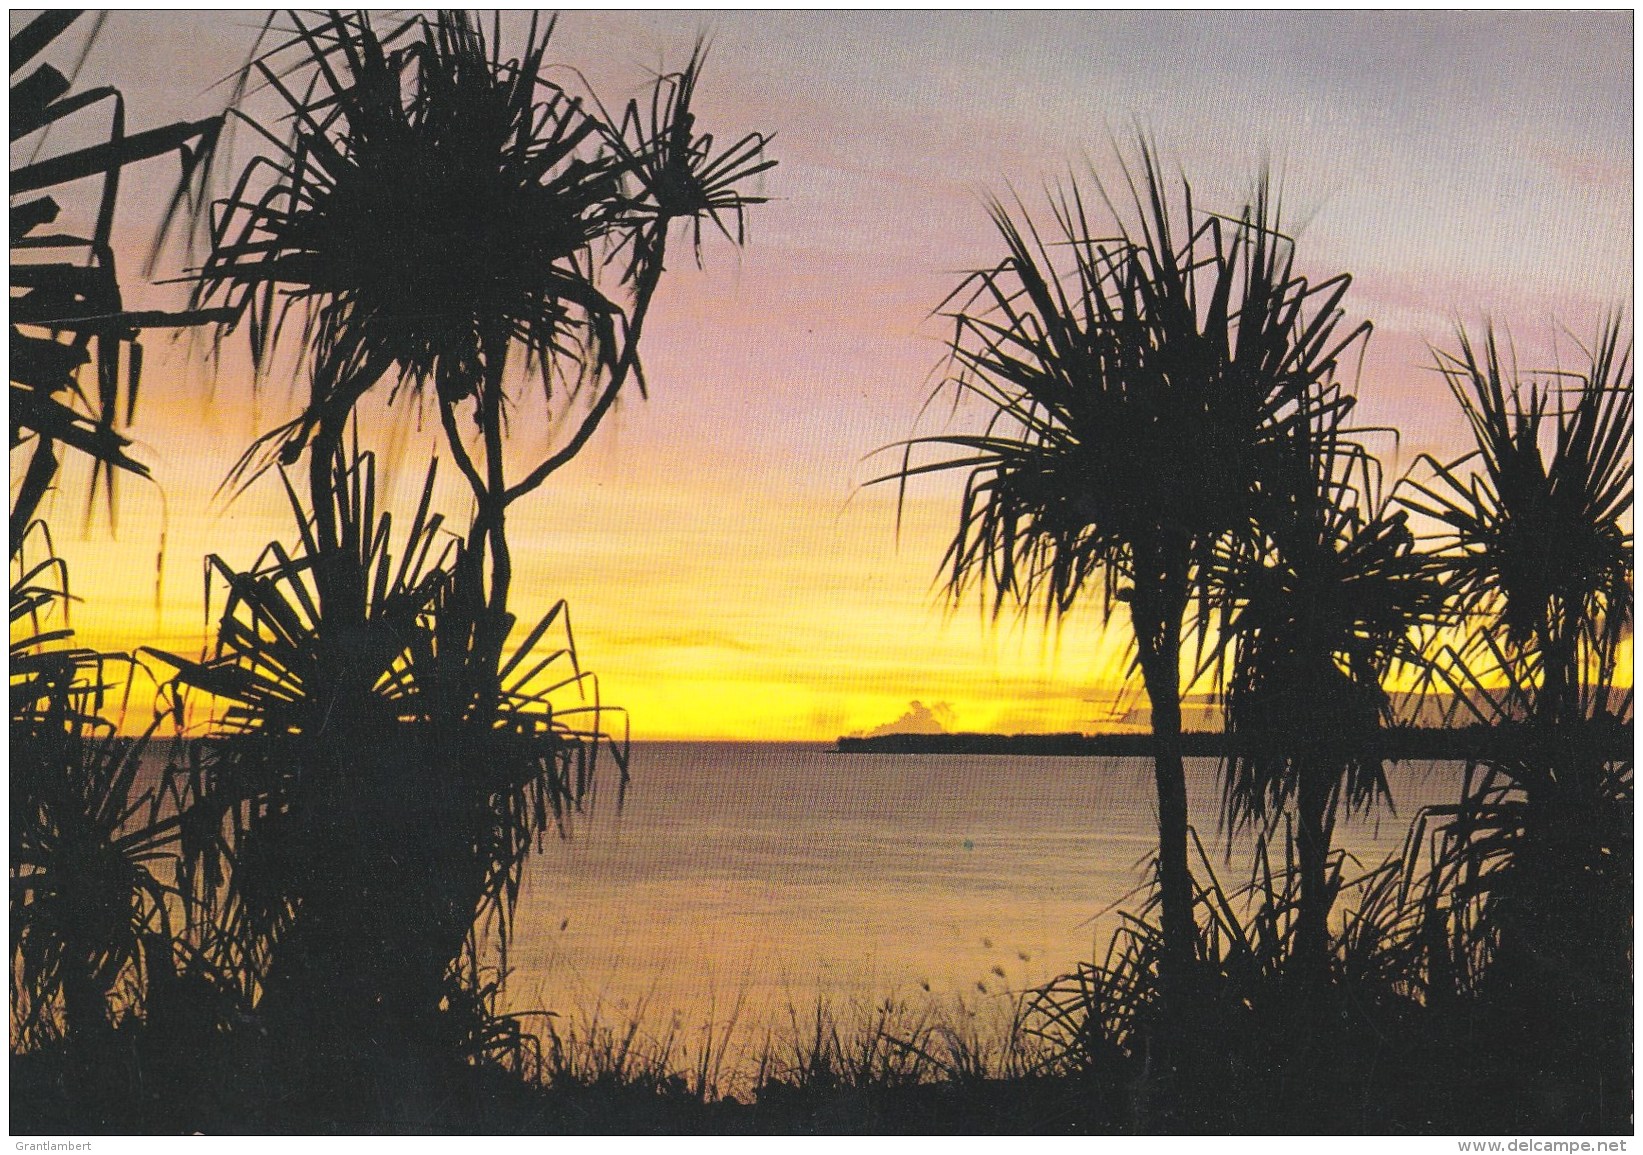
left=1407, top=322, right=1632, bottom=731
left=881, top=146, right=1367, bottom=1059
left=192, top=11, right=771, bottom=690
left=151, top=10, right=771, bottom=1117
left=1400, top=320, right=1632, bottom=1053
left=151, top=452, right=619, bottom=1115
left=1211, top=386, right=1443, bottom=991
left=10, top=11, right=222, bottom=1053
left=11, top=532, right=183, bottom=1048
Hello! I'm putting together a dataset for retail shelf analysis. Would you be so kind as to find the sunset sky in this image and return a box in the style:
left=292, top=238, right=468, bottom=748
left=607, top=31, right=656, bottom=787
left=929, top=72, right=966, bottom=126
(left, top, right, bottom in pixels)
left=25, top=10, right=1634, bottom=740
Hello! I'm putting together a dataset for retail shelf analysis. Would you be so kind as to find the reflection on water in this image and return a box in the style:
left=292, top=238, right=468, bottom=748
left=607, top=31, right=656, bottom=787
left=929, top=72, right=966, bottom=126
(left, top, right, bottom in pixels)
left=503, top=743, right=1460, bottom=1039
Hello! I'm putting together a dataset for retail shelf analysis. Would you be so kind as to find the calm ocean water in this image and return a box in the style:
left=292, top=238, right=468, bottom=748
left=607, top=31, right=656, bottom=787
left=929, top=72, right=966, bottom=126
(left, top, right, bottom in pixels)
left=500, top=743, right=1462, bottom=1044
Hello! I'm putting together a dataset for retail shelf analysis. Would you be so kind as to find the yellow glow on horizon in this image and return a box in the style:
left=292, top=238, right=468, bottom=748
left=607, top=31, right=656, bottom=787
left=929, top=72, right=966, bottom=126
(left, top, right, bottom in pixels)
left=35, top=362, right=1157, bottom=741
left=36, top=377, right=1634, bottom=745
left=37, top=376, right=1635, bottom=745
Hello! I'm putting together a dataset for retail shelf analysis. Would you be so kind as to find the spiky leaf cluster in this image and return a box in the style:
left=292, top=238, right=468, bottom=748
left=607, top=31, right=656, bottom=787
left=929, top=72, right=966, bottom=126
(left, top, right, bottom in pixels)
left=195, top=11, right=772, bottom=486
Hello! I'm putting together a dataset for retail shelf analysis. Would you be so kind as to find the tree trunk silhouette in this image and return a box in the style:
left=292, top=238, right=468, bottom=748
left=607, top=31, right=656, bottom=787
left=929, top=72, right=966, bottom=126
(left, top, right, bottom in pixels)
left=1136, top=631, right=1194, bottom=998
left=1130, top=545, right=1196, bottom=1097
left=255, top=732, right=488, bottom=1127
left=59, top=943, right=108, bottom=1044
left=1293, top=758, right=1332, bottom=990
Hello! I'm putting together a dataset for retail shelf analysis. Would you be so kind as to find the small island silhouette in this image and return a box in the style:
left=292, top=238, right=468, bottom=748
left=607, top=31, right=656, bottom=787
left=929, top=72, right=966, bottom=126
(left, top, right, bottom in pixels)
left=838, top=723, right=1632, bottom=761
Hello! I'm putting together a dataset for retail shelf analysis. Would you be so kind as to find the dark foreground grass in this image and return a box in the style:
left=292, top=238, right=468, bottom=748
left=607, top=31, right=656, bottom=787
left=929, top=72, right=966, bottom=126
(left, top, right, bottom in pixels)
left=11, top=980, right=1628, bottom=1136
left=11, top=1033, right=1080, bottom=1135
